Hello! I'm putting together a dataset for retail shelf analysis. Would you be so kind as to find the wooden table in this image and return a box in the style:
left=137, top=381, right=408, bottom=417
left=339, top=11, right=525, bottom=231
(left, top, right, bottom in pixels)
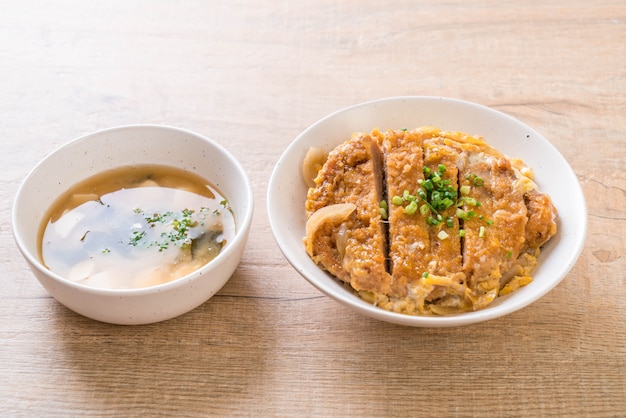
left=1, top=1, right=624, bottom=416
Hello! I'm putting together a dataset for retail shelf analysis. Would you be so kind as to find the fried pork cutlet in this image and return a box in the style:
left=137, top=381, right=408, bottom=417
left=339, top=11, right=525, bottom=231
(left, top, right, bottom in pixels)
left=305, top=132, right=392, bottom=295
left=303, top=127, right=558, bottom=315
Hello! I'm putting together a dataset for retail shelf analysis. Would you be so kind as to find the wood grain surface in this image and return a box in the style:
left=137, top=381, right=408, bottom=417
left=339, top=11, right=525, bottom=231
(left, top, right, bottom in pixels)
left=1, top=0, right=624, bottom=416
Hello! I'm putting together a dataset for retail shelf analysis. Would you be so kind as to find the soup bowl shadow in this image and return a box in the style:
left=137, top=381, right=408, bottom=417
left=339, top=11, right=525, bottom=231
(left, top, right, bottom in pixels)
left=12, top=125, right=254, bottom=325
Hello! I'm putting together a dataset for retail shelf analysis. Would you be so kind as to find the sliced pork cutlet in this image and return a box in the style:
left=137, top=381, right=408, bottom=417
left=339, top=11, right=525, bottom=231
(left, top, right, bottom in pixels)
left=305, top=127, right=558, bottom=315
left=447, top=134, right=529, bottom=309
left=382, top=128, right=468, bottom=314
left=381, top=129, right=430, bottom=307
left=523, top=190, right=558, bottom=253
left=496, top=187, right=558, bottom=295
left=419, top=134, right=471, bottom=312
left=421, top=136, right=464, bottom=275
left=305, top=132, right=391, bottom=295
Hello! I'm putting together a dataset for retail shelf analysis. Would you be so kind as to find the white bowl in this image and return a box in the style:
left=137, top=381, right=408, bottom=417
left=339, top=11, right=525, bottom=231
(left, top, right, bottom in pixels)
left=13, top=125, right=254, bottom=325
left=268, top=96, right=587, bottom=327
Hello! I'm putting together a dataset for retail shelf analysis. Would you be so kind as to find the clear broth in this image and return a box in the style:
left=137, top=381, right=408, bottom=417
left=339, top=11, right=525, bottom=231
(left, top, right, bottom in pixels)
left=39, top=165, right=236, bottom=289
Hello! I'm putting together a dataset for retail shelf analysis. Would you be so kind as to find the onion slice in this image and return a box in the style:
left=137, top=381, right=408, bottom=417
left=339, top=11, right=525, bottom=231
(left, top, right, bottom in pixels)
left=304, top=203, right=356, bottom=256
left=302, top=147, right=327, bottom=188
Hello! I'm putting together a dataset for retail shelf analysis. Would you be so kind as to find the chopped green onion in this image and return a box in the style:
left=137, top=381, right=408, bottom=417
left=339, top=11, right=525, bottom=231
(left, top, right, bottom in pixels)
left=459, top=229, right=466, bottom=237
left=456, top=208, right=476, bottom=220
left=405, top=200, right=418, bottom=215
left=437, top=230, right=449, bottom=240
left=422, top=272, right=429, bottom=278
left=506, top=250, right=513, bottom=259
left=129, top=230, right=147, bottom=246
left=479, top=226, right=486, bottom=238
left=486, top=219, right=494, bottom=225
left=400, top=166, right=490, bottom=232
left=440, top=197, right=454, bottom=210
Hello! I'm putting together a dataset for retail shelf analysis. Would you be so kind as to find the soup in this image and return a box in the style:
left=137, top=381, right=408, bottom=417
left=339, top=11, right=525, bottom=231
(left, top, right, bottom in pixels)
left=39, top=165, right=236, bottom=289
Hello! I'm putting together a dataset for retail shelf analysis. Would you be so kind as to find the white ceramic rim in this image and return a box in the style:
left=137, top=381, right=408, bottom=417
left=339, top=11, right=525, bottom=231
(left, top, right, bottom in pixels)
left=12, top=124, right=255, bottom=297
left=268, top=96, right=588, bottom=327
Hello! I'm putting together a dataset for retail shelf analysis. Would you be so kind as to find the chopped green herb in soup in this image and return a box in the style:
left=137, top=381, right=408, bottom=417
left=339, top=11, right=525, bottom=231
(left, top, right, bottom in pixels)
left=40, top=165, right=236, bottom=289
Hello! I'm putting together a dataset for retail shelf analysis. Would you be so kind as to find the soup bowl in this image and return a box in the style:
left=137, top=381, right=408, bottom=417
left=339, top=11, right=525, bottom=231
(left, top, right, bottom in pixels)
left=13, top=125, right=254, bottom=325
left=268, top=96, right=587, bottom=327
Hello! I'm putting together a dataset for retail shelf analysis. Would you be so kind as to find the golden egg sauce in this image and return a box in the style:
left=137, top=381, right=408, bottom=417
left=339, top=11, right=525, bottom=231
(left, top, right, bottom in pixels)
left=39, top=165, right=236, bottom=289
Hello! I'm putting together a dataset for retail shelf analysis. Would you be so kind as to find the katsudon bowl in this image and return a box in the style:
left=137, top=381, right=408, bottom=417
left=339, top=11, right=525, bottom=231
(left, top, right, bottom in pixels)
left=13, top=125, right=254, bottom=325
left=268, top=96, right=587, bottom=327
